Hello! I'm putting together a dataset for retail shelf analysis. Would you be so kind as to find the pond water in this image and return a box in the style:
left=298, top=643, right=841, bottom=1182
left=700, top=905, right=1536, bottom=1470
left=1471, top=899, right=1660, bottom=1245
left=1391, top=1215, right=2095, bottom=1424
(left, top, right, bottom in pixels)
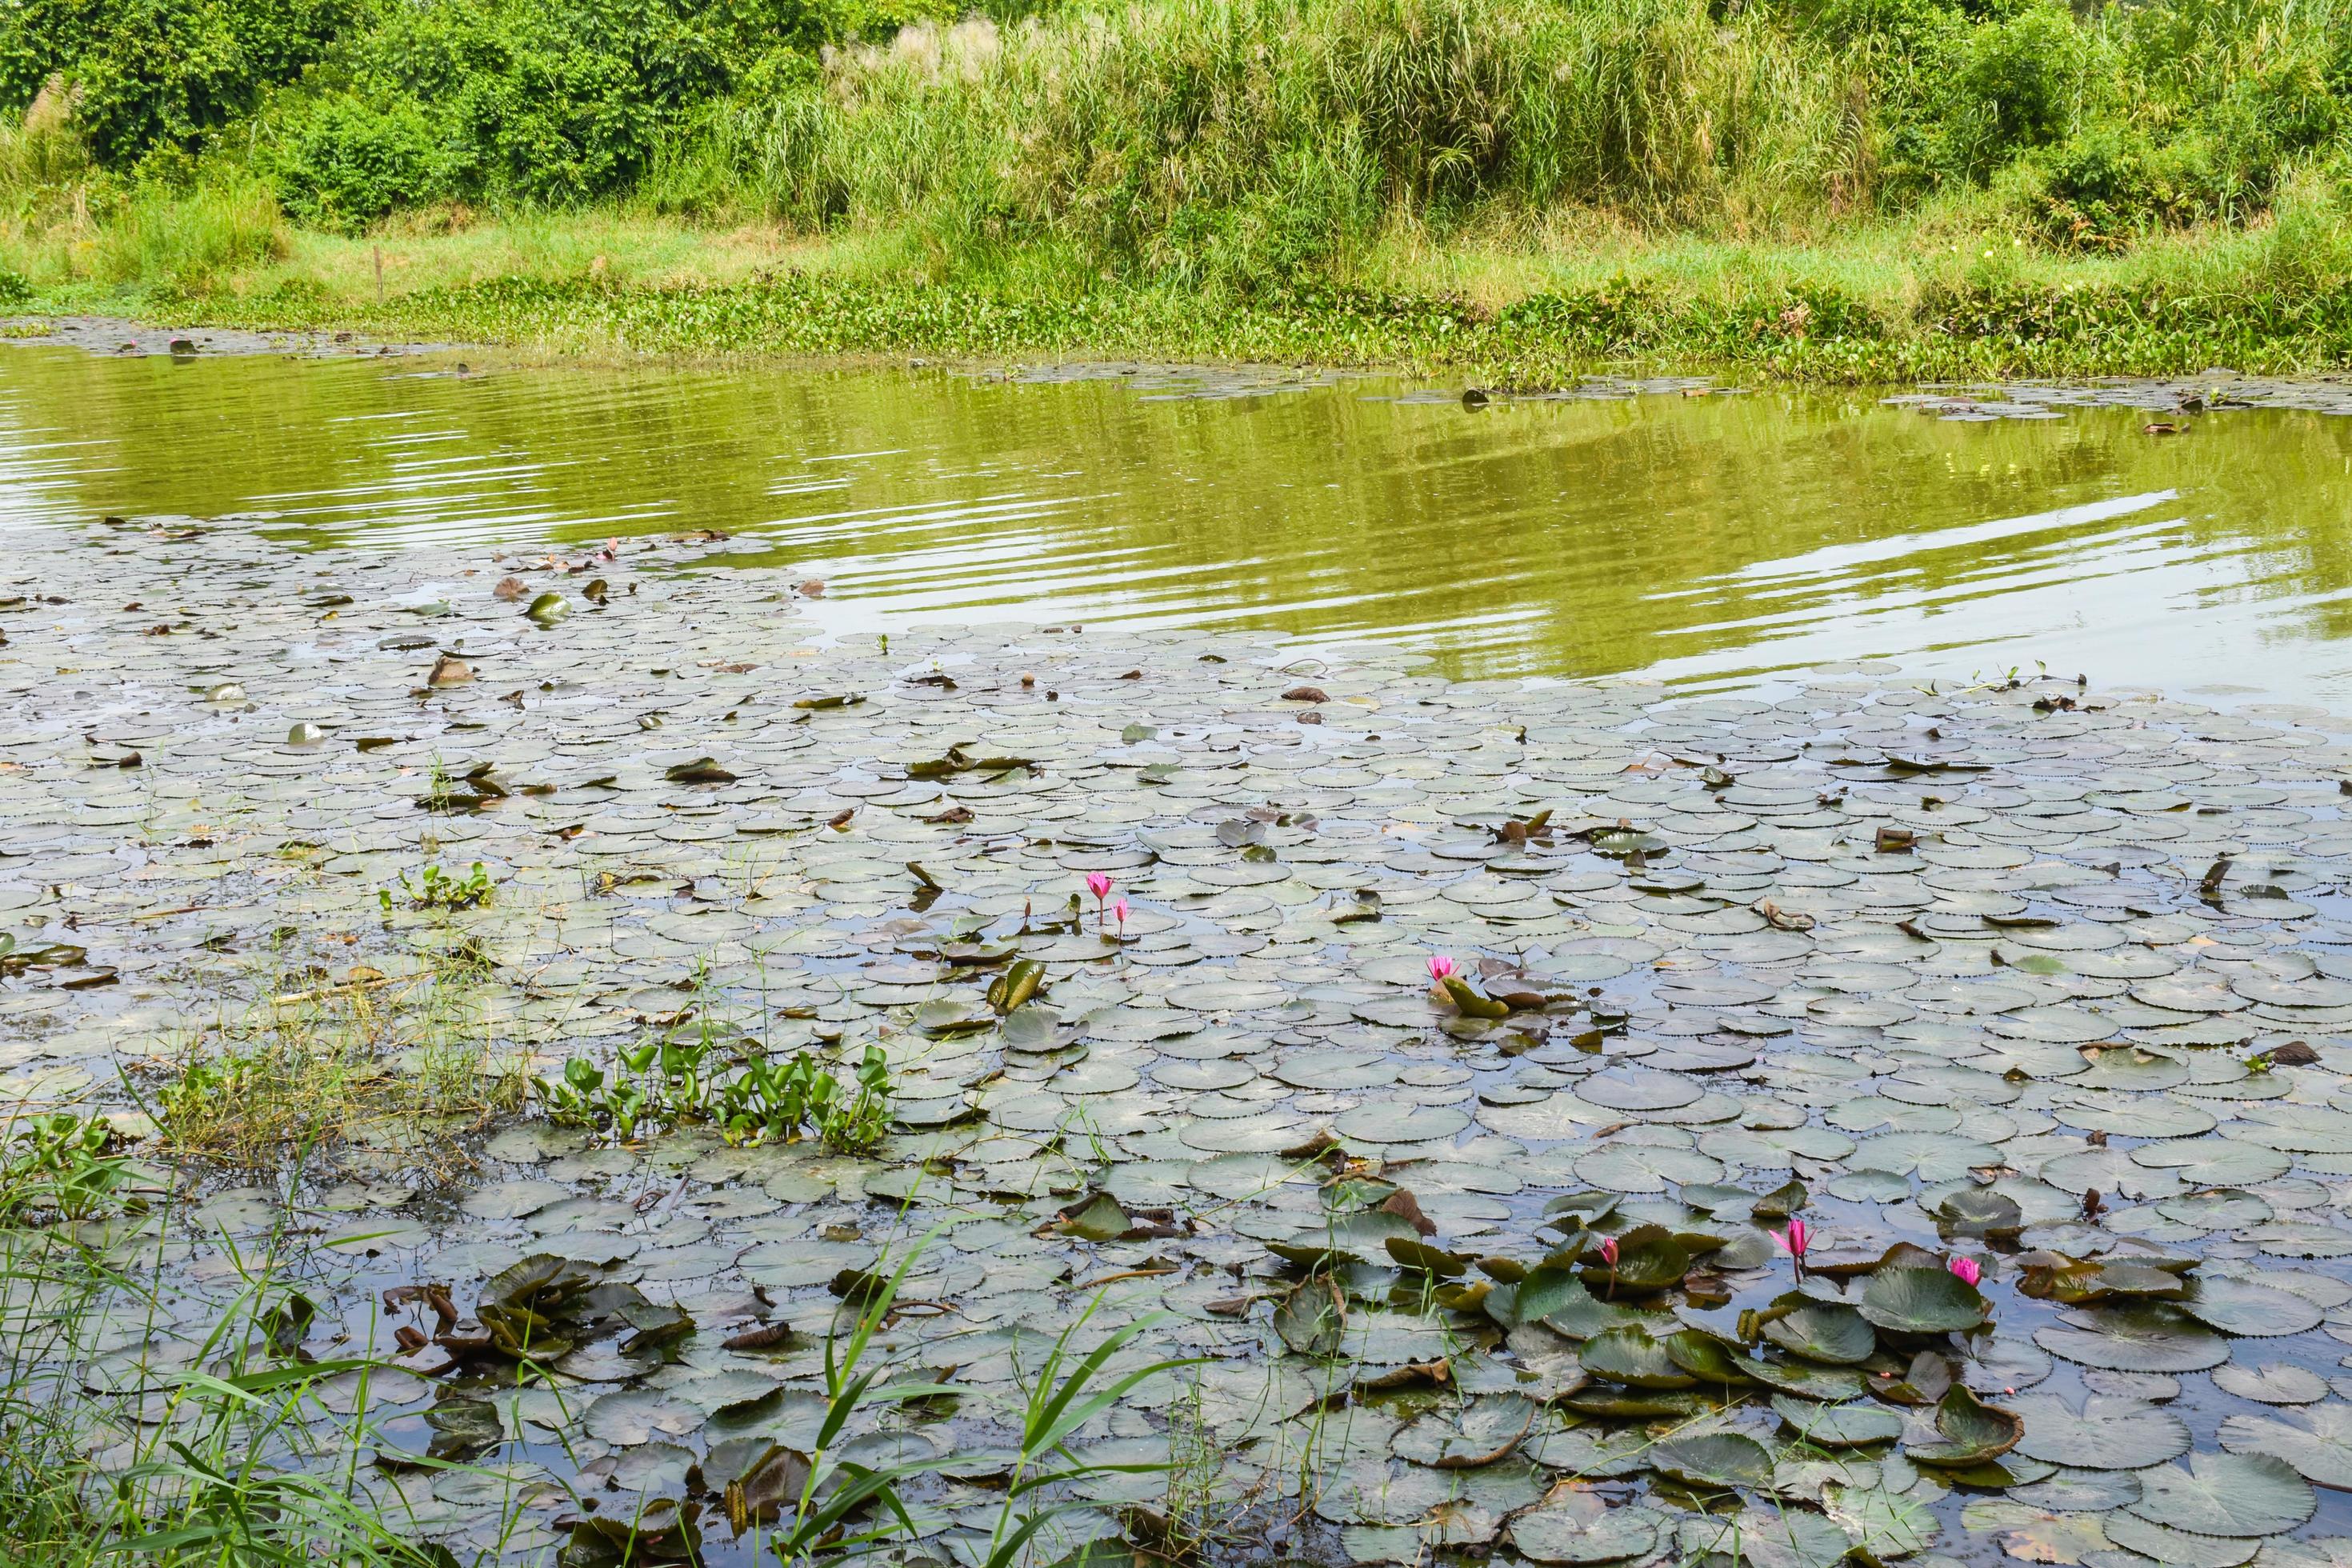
left=18, top=339, right=2352, bottom=1567
left=8, top=343, right=2352, bottom=699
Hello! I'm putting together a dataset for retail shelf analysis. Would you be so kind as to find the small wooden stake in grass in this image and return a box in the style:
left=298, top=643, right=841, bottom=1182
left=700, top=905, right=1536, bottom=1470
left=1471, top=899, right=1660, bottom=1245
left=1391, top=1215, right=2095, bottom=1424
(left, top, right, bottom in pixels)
left=373, top=244, right=384, bottom=302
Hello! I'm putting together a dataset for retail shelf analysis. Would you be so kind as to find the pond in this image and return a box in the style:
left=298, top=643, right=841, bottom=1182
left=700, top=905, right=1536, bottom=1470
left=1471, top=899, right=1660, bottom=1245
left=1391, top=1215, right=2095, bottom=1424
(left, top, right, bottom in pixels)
left=10, top=337, right=2352, bottom=1568
left=8, top=342, right=2352, bottom=699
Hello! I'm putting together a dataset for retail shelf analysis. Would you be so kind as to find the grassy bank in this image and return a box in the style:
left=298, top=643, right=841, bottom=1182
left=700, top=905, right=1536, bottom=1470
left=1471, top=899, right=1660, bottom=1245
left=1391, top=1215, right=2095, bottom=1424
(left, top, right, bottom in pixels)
left=5, top=0, right=2352, bottom=379
left=17, top=203, right=2352, bottom=382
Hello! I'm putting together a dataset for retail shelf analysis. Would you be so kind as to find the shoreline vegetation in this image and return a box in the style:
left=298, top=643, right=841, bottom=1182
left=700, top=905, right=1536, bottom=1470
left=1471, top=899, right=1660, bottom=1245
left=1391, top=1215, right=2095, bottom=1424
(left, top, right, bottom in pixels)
left=5, top=0, right=2352, bottom=380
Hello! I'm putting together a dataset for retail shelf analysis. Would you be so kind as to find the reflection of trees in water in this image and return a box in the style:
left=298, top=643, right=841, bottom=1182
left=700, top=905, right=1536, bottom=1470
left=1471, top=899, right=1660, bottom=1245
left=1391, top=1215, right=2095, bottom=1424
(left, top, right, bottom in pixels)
left=11, top=347, right=2352, bottom=679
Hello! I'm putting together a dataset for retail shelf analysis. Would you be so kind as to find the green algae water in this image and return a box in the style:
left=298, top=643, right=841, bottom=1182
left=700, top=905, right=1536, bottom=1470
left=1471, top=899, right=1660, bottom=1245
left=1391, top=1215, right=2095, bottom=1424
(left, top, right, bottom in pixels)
left=8, top=343, right=2352, bottom=698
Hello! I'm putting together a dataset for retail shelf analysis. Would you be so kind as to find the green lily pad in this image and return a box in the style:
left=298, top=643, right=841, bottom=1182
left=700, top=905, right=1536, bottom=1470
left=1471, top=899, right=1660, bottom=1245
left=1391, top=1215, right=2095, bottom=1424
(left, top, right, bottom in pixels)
left=2103, top=1513, right=2260, bottom=1568
left=1903, top=1385, right=2022, bottom=1467
left=1058, top=1191, right=1129, bottom=1242
left=2126, top=1452, right=2315, bottom=1537
left=2178, top=1276, right=2324, bottom=1337
left=1824, top=1479, right=1942, bottom=1558
left=1746, top=1358, right=1871, bottom=1402
left=1390, top=1397, right=1536, bottom=1469
left=1678, top=1507, right=1855, bottom=1568
left=2033, top=1305, right=2228, bottom=1372
left=1507, top=1495, right=1661, bottom=1564
left=1574, top=1144, right=1723, bottom=1194
left=1935, top=1187, right=2024, bottom=1240
left=1858, top=1266, right=1988, bottom=1334
left=1581, top=1223, right=1710, bottom=1294
left=1759, top=1299, right=1877, bottom=1364
left=1578, top=1326, right=1693, bottom=1389
left=1333, top=1102, right=1470, bottom=1144
left=1533, top=1278, right=1675, bottom=1341
left=2219, top=1402, right=2352, bottom=1489
left=1772, top=1397, right=1902, bottom=1447
left=1274, top=1278, right=1346, bottom=1356
left=1649, top=1432, right=1774, bottom=1490
left=1662, top=1329, right=1752, bottom=1386
left=2011, top=1394, right=2190, bottom=1470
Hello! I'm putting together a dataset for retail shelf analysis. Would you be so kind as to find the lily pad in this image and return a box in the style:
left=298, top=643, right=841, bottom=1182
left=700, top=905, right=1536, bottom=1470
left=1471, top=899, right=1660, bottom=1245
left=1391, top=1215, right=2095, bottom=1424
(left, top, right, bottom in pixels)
left=2033, top=1305, right=2228, bottom=1372
left=2012, top=1394, right=2191, bottom=1470
left=1649, top=1432, right=1775, bottom=1491
left=2178, top=1276, right=2324, bottom=1337
left=1772, top=1397, right=1902, bottom=1447
left=2126, top=1452, right=2315, bottom=1538
left=1578, top=1326, right=1693, bottom=1389
left=2219, top=1403, right=2352, bottom=1489
left=1858, top=1266, right=1988, bottom=1334
left=1903, top=1385, right=2022, bottom=1468
left=1760, top=1299, right=1877, bottom=1365
left=1507, top=1495, right=1661, bottom=1564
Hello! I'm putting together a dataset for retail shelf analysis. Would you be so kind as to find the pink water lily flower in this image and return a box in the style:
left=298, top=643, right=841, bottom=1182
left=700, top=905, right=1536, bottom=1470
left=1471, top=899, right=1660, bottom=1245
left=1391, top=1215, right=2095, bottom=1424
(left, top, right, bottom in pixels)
left=1086, top=872, right=1113, bottom=902
left=1773, top=1218, right=1810, bottom=1268
left=1949, top=1255, right=1982, bottom=1287
left=1111, top=898, right=1130, bottom=935
left=1427, top=954, right=1458, bottom=982
left=1598, top=1235, right=1618, bottom=1267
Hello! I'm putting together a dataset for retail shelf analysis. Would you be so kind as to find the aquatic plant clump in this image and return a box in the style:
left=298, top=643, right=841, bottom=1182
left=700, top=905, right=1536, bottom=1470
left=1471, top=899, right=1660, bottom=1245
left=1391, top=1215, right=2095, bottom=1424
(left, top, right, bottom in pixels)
left=10, top=510, right=2352, bottom=1563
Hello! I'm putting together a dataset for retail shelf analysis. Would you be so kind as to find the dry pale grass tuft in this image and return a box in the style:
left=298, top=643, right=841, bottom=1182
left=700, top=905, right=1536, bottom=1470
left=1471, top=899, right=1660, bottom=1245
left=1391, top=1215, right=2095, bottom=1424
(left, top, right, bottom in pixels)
left=141, top=954, right=524, bottom=1177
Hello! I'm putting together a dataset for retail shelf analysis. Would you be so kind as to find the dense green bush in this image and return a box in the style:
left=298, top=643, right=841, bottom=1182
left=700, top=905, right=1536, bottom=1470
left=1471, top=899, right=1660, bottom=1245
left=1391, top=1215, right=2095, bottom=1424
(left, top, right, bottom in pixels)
left=0, top=0, right=355, bottom=162
left=266, top=91, right=447, bottom=225
left=3, top=0, right=2350, bottom=271
left=3, top=0, right=958, bottom=206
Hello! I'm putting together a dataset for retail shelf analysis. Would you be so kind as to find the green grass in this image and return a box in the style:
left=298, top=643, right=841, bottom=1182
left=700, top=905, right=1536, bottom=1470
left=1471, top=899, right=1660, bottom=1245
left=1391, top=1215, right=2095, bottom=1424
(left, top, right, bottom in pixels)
left=0, top=1174, right=485, bottom=1566
left=149, top=202, right=2352, bottom=382
left=9, top=170, right=2352, bottom=382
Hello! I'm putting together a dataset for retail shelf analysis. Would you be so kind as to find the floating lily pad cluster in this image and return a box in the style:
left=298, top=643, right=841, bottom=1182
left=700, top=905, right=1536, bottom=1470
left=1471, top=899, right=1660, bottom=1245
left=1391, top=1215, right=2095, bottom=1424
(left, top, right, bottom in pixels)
left=9, top=509, right=2352, bottom=1566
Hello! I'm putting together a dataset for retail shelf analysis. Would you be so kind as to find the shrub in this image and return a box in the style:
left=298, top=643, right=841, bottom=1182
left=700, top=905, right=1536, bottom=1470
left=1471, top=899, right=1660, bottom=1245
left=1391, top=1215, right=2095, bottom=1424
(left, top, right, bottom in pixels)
left=1946, top=6, right=2086, bottom=169
left=268, top=91, right=450, bottom=226
left=0, top=0, right=355, bottom=163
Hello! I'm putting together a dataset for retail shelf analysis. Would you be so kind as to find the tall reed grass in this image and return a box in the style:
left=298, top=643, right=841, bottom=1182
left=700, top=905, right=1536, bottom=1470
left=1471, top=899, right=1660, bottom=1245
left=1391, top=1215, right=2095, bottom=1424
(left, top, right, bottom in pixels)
left=640, top=0, right=1872, bottom=286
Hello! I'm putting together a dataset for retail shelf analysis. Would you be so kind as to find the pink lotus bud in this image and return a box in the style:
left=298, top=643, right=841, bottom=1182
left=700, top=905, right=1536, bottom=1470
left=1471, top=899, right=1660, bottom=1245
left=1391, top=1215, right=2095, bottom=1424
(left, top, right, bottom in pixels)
left=1774, top=1218, right=1810, bottom=1258
left=1949, top=1255, right=1982, bottom=1287
left=1086, top=873, right=1112, bottom=902
left=1427, top=954, right=1457, bottom=982
left=1112, top=898, right=1129, bottom=927
left=1598, top=1235, right=1618, bottom=1267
